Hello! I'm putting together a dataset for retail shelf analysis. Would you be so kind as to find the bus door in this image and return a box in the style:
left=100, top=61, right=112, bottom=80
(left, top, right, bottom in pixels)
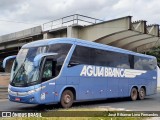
left=40, top=57, right=57, bottom=103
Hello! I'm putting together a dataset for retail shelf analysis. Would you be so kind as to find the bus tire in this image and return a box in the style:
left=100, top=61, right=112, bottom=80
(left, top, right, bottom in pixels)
left=60, top=90, right=74, bottom=108
left=138, top=87, right=145, bottom=100
left=130, top=87, right=138, bottom=101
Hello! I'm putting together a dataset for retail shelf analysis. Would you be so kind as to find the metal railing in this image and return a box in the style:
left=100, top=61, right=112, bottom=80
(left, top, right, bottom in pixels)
left=42, top=14, right=104, bottom=31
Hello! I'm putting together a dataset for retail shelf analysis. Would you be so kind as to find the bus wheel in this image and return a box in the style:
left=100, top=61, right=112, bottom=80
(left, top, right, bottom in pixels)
left=60, top=90, right=74, bottom=108
left=130, top=87, right=138, bottom=101
left=138, top=87, right=145, bottom=100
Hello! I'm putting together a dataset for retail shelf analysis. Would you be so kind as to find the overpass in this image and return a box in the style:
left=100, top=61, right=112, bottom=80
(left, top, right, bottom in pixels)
left=0, top=14, right=159, bottom=71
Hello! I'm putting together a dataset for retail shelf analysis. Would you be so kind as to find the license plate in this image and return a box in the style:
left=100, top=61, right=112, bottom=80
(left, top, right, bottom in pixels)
left=15, top=98, right=20, bottom=101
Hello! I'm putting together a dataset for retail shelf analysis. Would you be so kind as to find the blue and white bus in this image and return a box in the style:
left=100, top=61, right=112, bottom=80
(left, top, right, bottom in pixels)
left=5, top=38, right=157, bottom=108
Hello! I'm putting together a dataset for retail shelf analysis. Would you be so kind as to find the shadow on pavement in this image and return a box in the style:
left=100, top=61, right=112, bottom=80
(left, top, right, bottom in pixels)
left=17, top=97, right=153, bottom=111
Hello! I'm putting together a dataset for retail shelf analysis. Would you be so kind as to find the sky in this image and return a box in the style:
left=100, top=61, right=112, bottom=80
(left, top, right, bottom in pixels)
left=0, top=0, right=159, bottom=35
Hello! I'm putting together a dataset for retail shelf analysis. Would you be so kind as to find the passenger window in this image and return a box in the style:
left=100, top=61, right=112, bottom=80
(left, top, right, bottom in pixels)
left=134, top=56, right=156, bottom=70
left=93, top=49, right=130, bottom=68
left=48, top=43, right=72, bottom=68
left=69, top=45, right=91, bottom=66
left=42, top=59, right=56, bottom=82
left=69, top=45, right=130, bottom=69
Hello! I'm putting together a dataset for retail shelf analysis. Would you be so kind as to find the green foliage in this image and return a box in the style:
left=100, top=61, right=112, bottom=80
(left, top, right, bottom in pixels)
left=145, top=46, right=160, bottom=66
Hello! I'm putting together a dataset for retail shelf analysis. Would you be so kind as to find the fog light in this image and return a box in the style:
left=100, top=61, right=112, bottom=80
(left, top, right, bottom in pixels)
left=29, top=97, right=34, bottom=102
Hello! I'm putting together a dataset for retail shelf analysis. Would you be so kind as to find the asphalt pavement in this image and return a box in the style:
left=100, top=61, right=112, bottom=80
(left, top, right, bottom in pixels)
left=0, top=89, right=160, bottom=111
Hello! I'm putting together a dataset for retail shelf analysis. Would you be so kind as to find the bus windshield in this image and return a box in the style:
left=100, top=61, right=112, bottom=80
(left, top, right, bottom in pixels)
left=11, top=46, right=47, bottom=87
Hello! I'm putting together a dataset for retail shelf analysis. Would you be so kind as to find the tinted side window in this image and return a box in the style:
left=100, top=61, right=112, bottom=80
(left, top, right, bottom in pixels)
left=69, top=45, right=130, bottom=69
left=48, top=43, right=72, bottom=57
left=134, top=56, right=156, bottom=70
left=117, top=53, right=130, bottom=69
left=93, top=49, right=130, bottom=68
left=69, top=46, right=90, bottom=65
left=48, top=43, right=72, bottom=70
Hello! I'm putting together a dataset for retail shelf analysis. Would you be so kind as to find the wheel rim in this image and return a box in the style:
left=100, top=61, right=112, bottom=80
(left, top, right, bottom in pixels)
left=132, top=89, right=137, bottom=100
left=139, top=89, right=145, bottom=99
left=64, top=94, right=71, bottom=104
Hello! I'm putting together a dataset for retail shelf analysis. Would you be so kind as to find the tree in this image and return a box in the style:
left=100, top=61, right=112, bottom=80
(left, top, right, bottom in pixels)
left=145, top=46, right=160, bottom=67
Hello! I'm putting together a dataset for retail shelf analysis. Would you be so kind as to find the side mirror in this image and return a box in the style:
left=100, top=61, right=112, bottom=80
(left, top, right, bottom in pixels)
left=3, top=55, right=16, bottom=72
left=33, top=53, right=58, bottom=67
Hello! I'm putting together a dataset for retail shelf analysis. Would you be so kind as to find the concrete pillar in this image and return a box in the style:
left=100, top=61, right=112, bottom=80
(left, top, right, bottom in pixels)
left=132, top=21, right=147, bottom=33
left=43, top=32, right=54, bottom=39
left=147, top=25, right=159, bottom=37
left=67, top=26, right=79, bottom=38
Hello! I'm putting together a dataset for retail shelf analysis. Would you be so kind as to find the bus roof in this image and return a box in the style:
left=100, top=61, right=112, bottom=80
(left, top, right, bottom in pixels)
left=22, top=38, right=155, bottom=59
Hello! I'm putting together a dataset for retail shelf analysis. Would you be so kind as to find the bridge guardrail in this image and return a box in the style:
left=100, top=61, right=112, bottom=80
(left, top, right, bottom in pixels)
left=43, top=14, right=104, bottom=31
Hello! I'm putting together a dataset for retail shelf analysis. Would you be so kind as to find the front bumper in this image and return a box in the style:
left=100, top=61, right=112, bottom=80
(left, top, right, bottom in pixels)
left=8, top=92, right=42, bottom=104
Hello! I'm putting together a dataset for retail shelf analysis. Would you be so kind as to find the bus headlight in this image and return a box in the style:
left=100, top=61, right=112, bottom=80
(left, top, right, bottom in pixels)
left=28, top=90, right=36, bottom=95
left=28, top=86, right=46, bottom=95
left=8, top=86, right=46, bottom=96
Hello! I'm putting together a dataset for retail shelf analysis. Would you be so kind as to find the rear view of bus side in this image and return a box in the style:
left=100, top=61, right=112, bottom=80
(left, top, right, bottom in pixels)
left=7, top=38, right=157, bottom=108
